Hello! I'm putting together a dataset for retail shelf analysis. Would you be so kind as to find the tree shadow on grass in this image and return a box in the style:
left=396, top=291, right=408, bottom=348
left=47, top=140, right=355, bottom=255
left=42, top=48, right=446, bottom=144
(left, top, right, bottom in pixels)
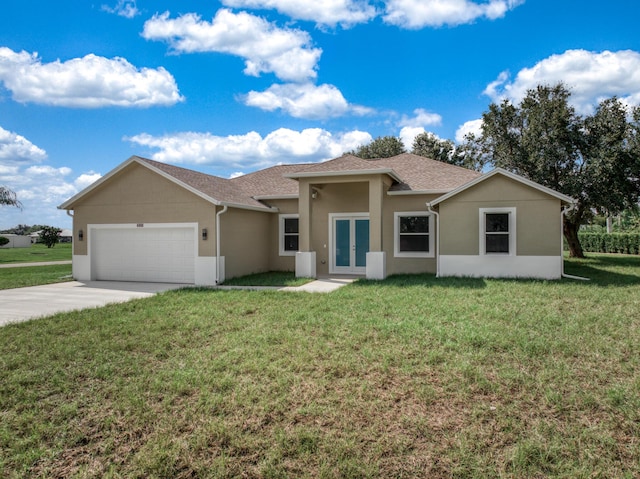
left=563, top=254, right=640, bottom=287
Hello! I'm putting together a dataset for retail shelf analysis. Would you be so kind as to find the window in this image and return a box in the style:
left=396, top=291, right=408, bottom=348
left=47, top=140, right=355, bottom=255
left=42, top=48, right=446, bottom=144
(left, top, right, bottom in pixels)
left=480, top=208, right=516, bottom=255
left=394, top=212, right=434, bottom=258
left=279, top=214, right=299, bottom=256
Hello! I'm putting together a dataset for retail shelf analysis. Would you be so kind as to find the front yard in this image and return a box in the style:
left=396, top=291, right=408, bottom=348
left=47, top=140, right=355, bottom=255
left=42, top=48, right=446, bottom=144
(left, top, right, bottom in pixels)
left=1, top=254, right=639, bottom=478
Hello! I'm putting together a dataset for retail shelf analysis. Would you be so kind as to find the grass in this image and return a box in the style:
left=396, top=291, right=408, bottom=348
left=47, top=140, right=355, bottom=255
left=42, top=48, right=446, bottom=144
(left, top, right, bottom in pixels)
left=0, top=243, right=72, bottom=264
left=1, top=254, right=639, bottom=478
left=0, top=264, right=73, bottom=290
left=222, top=271, right=314, bottom=287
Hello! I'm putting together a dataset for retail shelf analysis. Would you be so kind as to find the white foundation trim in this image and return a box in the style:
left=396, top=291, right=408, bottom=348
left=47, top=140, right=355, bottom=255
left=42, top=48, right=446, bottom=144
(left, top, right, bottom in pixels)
left=366, top=252, right=386, bottom=280
left=295, top=251, right=317, bottom=278
left=195, top=256, right=224, bottom=286
left=72, top=254, right=91, bottom=281
left=440, top=255, right=562, bottom=280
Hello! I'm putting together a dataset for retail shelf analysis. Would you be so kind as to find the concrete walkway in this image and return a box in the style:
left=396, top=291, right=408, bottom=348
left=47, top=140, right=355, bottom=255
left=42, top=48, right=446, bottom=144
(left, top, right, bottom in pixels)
left=0, top=276, right=356, bottom=327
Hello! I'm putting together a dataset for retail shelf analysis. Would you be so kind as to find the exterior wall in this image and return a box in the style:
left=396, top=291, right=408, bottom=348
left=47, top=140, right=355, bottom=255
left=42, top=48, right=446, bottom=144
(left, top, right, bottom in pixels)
left=0, top=235, right=32, bottom=248
left=294, top=175, right=441, bottom=277
left=266, top=198, right=298, bottom=272
left=439, top=175, right=562, bottom=256
left=300, top=178, right=370, bottom=276
left=219, top=207, right=272, bottom=279
left=382, top=194, right=439, bottom=276
left=71, top=162, right=216, bottom=257
left=438, top=174, right=563, bottom=279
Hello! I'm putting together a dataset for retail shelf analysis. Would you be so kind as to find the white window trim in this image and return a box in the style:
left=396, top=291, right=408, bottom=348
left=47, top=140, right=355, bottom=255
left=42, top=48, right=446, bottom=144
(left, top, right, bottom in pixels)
left=394, top=211, right=434, bottom=258
left=279, top=214, right=299, bottom=256
left=479, top=207, right=516, bottom=256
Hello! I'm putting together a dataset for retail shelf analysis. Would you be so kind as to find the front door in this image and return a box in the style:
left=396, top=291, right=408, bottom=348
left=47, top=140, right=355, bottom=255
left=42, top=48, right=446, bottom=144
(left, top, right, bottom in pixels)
left=331, top=214, right=369, bottom=274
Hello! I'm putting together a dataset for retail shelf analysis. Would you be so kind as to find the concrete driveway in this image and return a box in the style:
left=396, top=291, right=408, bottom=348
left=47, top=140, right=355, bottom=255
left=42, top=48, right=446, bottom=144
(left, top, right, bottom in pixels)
left=0, top=281, right=187, bottom=327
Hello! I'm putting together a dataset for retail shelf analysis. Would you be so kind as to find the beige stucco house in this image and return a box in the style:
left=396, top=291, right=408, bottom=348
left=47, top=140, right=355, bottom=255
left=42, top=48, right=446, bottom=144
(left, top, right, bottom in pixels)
left=58, top=153, right=574, bottom=285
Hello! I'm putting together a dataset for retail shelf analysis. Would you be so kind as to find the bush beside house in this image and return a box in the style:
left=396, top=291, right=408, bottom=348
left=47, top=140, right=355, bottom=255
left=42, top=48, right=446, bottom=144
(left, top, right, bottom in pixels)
left=579, top=232, right=640, bottom=255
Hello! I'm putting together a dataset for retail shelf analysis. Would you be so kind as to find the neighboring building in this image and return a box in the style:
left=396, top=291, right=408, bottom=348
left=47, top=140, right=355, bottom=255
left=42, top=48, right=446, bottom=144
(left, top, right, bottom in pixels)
left=58, top=154, right=574, bottom=285
left=0, top=234, right=32, bottom=249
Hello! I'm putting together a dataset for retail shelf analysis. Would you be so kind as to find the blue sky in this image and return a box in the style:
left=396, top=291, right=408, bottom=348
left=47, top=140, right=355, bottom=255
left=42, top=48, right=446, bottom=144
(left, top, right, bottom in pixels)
left=1, top=0, right=640, bottom=229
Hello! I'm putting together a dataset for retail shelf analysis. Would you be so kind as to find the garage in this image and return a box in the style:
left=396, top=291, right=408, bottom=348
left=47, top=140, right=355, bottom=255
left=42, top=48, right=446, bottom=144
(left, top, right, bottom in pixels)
left=91, top=225, right=196, bottom=284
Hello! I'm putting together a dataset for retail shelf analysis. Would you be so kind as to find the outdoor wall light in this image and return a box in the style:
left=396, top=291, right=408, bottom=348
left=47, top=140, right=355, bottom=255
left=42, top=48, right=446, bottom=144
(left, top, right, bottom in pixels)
left=78, top=229, right=84, bottom=241
left=202, top=228, right=208, bottom=240
left=311, top=189, right=318, bottom=199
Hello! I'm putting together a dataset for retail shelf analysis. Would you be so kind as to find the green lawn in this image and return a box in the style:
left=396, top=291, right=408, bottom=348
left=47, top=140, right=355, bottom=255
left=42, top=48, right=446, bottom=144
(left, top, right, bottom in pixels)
left=0, top=264, right=73, bottom=290
left=1, top=255, right=639, bottom=478
left=223, top=271, right=314, bottom=287
left=0, top=243, right=72, bottom=264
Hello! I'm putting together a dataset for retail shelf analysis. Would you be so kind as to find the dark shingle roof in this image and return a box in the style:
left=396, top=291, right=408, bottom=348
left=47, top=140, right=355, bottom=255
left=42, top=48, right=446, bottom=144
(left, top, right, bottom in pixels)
left=143, top=153, right=481, bottom=202
left=137, top=157, right=271, bottom=210
left=230, top=164, right=308, bottom=198
left=61, top=154, right=484, bottom=212
left=374, top=153, right=482, bottom=192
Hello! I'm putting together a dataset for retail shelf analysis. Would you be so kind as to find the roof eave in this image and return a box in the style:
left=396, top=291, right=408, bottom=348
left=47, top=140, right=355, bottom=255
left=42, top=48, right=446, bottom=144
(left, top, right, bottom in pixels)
left=252, top=194, right=299, bottom=200
left=387, top=189, right=451, bottom=196
left=284, top=168, right=403, bottom=183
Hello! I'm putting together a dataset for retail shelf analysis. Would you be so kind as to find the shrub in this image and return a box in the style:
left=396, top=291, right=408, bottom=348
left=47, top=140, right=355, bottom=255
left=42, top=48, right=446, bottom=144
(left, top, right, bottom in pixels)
left=578, top=232, right=640, bottom=255
left=0, top=236, right=9, bottom=247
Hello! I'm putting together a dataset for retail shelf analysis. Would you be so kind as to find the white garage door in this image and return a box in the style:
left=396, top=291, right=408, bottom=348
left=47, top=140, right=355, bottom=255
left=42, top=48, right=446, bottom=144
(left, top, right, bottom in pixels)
left=93, top=226, right=196, bottom=283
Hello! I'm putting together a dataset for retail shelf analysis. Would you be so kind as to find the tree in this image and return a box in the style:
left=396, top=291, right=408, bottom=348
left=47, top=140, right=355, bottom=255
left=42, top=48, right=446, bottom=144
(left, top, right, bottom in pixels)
left=412, top=132, right=455, bottom=163
left=411, top=131, right=483, bottom=170
left=0, top=186, right=22, bottom=209
left=348, top=136, right=406, bottom=159
left=470, top=83, right=640, bottom=257
left=39, top=226, right=62, bottom=248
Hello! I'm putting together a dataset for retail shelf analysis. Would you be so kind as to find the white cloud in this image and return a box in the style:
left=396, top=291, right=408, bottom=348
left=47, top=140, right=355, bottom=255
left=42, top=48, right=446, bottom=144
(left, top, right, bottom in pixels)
left=221, top=0, right=377, bottom=28
left=0, top=126, right=47, bottom=164
left=142, top=9, right=322, bottom=82
left=229, top=171, right=245, bottom=179
left=0, top=164, right=100, bottom=229
left=25, top=165, right=72, bottom=177
left=126, top=127, right=372, bottom=168
left=484, top=49, right=640, bottom=114
left=0, top=47, right=183, bottom=108
left=455, top=118, right=483, bottom=143
left=399, top=108, right=442, bottom=128
left=399, top=126, right=425, bottom=150
left=243, top=83, right=373, bottom=119
left=74, top=172, right=102, bottom=190
left=383, top=0, right=523, bottom=28
left=102, top=0, right=139, bottom=19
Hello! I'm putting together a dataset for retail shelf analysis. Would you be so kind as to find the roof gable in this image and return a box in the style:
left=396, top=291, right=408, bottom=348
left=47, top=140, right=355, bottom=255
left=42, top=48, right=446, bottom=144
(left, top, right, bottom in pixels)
left=430, top=168, right=575, bottom=206
left=58, top=156, right=274, bottom=212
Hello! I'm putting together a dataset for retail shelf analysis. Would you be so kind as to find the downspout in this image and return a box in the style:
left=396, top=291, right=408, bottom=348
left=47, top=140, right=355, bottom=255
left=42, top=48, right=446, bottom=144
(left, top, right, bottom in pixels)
left=216, top=205, right=228, bottom=285
left=426, top=203, right=440, bottom=278
left=561, top=203, right=589, bottom=281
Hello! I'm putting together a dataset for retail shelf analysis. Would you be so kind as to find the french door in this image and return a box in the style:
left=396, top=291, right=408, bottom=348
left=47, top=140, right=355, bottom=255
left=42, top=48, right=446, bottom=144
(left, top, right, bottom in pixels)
left=330, top=214, right=369, bottom=274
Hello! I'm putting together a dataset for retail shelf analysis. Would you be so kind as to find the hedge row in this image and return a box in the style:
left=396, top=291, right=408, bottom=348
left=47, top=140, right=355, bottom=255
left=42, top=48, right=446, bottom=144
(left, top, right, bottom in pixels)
left=579, top=232, right=640, bottom=255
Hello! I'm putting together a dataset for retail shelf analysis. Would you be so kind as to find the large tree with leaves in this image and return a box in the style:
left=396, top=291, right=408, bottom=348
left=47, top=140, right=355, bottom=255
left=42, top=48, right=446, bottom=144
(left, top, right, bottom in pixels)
left=411, top=131, right=483, bottom=170
left=348, top=136, right=406, bottom=159
left=471, top=83, right=640, bottom=257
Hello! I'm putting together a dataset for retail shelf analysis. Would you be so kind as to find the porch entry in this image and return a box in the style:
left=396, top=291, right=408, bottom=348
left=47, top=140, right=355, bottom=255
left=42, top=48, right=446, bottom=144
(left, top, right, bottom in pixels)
left=330, top=213, right=370, bottom=274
